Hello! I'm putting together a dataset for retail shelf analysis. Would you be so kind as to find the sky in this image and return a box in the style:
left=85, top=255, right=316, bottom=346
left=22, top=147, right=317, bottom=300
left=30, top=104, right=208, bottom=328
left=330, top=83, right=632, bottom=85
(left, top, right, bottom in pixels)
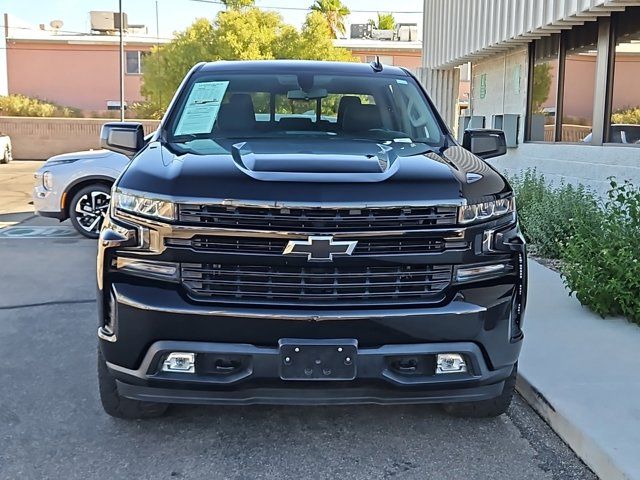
left=3, top=0, right=423, bottom=39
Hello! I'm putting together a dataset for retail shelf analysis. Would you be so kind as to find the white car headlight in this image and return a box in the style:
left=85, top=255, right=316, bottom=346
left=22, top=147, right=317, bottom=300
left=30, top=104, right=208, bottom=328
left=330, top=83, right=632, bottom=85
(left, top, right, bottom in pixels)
left=458, top=196, right=515, bottom=225
left=113, top=189, right=175, bottom=221
left=42, top=171, right=54, bottom=190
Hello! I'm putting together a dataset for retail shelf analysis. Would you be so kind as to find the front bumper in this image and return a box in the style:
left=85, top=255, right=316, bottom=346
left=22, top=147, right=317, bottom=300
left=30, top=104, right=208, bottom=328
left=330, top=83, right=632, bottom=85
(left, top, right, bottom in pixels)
left=97, top=211, right=526, bottom=406
left=107, top=339, right=515, bottom=405
left=33, top=184, right=64, bottom=220
left=100, top=280, right=522, bottom=406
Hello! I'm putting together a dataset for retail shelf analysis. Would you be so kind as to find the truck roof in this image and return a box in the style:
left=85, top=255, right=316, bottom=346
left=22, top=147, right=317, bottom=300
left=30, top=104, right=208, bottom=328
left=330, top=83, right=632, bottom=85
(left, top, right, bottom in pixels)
left=198, top=59, right=410, bottom=76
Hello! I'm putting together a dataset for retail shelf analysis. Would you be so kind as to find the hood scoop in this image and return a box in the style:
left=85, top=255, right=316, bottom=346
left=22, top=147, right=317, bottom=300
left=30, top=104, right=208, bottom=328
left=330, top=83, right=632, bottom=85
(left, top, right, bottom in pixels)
left=230, top=142, right=399, bottom=183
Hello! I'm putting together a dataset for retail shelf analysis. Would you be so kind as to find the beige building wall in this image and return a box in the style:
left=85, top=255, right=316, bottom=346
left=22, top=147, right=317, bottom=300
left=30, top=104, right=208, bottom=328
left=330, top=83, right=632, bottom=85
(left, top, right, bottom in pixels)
left=0, top=117, right=160, bottom=159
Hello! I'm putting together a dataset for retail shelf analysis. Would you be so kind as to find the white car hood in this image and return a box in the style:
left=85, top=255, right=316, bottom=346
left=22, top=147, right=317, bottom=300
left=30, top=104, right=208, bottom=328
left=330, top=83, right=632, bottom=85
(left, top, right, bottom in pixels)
left=45, top=149, right=115, bottom=164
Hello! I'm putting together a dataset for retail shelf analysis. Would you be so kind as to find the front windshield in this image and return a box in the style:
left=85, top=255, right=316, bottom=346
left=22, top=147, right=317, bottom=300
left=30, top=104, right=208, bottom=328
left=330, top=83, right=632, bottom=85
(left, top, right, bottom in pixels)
left=166, top=72, right=443, bottom=152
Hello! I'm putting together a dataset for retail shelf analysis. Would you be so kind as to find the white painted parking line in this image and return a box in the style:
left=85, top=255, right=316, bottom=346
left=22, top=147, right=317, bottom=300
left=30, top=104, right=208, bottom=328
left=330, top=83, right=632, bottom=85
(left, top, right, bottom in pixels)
left=0, top=226, right=80, bottom=238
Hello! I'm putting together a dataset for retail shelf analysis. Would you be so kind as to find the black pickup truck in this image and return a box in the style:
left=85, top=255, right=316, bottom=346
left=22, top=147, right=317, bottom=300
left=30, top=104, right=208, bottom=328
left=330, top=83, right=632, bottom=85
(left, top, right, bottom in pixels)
left=96, top=60, right=526, bottom=419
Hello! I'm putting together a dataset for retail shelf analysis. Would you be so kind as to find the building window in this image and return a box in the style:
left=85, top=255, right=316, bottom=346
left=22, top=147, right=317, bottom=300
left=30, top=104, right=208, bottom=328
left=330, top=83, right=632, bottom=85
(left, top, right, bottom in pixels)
left=529, top=34, right=560, bottom=142
left=528, top=12, right=640, bottom=146
left=609, top=7, right=640, bottom=144
left=560, top=22, right=599, bottom=142
left=365, top=55, right=394, bottom=65
left=125, top=51, right=145, bottom=75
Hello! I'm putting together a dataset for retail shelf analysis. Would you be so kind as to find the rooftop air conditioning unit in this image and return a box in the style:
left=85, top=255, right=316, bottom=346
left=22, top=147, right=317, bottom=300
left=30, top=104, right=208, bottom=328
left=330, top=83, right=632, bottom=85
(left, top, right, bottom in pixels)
left=90, top=11, right=128, bottom=33
left=350, top=23, right=372, bottom=39
left=396, top=23, right=418, bottom=42
left=371, top=29, right=394, bottom=41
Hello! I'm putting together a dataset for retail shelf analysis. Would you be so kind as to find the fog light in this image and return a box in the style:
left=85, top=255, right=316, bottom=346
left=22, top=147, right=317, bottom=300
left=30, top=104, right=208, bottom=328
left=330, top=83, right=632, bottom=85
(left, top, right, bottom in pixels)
left=162, top=352, right=196, bottom=373
left=436, top=353, right=467, bottom=374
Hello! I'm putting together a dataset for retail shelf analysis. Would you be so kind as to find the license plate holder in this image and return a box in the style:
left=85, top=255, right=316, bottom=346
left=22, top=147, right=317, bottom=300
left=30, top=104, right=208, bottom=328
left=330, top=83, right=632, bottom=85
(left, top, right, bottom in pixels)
left=279, top=339, right=357, bottom=381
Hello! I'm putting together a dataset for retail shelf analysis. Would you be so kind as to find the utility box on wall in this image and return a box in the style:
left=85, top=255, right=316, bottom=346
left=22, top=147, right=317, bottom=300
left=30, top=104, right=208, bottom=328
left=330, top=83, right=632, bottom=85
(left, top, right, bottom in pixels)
left=457, top=116, right=486, bottom=141
left=493, top=114, right=520, bottom=148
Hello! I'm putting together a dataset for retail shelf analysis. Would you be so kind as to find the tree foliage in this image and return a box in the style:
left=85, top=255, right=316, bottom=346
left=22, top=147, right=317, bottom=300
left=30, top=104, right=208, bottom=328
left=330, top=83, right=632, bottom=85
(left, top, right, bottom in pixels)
left=140, top=8, right=353, bottom=116
left=309, top=0, right=350, bottom=38
left=611, top=107, right=640, bottom=125
left=221, top=0, right=254, bottom=9
left=370, top=12, right=395, bottom=30
left=531, top=62, right=552, bottom=113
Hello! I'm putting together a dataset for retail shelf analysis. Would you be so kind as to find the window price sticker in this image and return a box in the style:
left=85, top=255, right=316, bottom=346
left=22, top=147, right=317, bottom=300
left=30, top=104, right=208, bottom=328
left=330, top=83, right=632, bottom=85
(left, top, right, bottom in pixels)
left=175, top=81, right=229, bottom=135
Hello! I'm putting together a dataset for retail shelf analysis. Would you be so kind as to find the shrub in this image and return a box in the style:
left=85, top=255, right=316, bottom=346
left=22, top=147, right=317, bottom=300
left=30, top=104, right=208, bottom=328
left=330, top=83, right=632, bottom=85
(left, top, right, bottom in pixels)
left=0, top=94, right=80, bottom=117
left=129, top=102, right=164, bottom=120
left=509, top=169, right=600, bottom=259
left=611, top=106, right=640, bottom=125
left=561, top=179, right=640, bottom=324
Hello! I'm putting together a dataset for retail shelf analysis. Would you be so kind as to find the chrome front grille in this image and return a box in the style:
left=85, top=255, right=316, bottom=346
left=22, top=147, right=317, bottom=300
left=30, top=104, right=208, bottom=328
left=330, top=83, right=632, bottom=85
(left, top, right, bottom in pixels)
left=180, top=263, right=453, bottom=307
left=178, top=204, right=458, bottom=231
left=167, top=235, right=455, bottom=256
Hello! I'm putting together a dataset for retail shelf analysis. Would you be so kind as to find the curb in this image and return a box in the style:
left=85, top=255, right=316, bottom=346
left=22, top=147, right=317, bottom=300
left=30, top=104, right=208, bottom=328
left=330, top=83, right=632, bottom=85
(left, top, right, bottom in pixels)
left=516, top=373, right=631, bottom=480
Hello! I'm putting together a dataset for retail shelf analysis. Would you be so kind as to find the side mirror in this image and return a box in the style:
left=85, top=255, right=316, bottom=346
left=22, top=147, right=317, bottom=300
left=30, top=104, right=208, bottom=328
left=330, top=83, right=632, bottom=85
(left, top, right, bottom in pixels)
left=100, top=122, right=145, bottom=157
left=462, top=129, right=507, bottom=160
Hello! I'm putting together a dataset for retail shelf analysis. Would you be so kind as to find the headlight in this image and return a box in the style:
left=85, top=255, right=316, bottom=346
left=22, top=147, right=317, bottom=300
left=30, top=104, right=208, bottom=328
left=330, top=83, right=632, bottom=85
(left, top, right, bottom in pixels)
left=458, top=196, right=515, bottom=225
left=112, top=189, right=175, bottom=221
left=42, top=171, right=53, bottom=190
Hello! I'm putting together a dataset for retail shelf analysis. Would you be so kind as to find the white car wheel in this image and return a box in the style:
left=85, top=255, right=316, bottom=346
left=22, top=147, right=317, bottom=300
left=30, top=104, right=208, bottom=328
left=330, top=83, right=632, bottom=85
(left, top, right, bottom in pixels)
left=69, top=184, right=111, bottom=238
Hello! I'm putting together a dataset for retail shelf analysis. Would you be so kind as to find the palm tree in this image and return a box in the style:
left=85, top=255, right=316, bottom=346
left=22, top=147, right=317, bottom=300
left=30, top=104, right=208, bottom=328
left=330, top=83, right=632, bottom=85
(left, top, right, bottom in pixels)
left=310, top=0, right=350, bottom=38
left=370, top=12, right=395, bottom=31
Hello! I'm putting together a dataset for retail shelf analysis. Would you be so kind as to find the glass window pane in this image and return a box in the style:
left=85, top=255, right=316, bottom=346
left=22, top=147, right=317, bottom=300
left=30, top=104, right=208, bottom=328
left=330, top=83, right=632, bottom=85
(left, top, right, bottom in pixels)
left=609, top=7, right=640, bottom=144
left=125, top=51, right=140, bottom=74
left=530, top=35, right=559, bottom=141
left=560, top=22, right=598, bottom=142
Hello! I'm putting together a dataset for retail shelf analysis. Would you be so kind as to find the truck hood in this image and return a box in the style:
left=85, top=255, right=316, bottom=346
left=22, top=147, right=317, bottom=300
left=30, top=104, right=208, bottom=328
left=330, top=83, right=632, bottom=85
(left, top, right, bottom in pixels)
left=117, top=139, right=509, bottom=205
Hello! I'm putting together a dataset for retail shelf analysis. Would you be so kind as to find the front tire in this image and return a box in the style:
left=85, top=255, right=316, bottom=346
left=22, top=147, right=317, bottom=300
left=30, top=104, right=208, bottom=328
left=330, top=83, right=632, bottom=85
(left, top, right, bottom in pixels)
left=442, top=364, right=517, bottom=418
left=98, top=347, right=169, bottom=420
left=69, top=184, right=111, bottom=238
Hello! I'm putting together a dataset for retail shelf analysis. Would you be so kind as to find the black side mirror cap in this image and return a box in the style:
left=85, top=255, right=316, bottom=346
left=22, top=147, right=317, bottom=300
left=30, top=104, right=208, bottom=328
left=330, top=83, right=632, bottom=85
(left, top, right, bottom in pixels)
left=100, top=122, right=145, bottom=157
left=462, top=129, right=507, bottom=160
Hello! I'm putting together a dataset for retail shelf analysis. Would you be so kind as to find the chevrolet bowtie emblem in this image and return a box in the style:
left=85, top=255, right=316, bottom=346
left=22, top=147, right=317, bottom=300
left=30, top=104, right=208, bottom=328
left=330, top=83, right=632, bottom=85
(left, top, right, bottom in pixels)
left=283, top=236, right=357, bottom=262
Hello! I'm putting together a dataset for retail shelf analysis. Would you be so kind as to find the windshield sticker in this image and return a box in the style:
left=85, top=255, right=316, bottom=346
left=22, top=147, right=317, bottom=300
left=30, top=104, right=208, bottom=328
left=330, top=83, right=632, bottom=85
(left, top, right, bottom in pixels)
left=396, top=79, right=408, bottom=84
left=175, top=81, right=229, bottom=135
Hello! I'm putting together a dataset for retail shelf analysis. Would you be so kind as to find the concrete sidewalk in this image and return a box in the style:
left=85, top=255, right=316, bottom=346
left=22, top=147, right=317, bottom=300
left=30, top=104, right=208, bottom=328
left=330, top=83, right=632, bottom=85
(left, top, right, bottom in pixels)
left=518, top=260, right=640, bottom=480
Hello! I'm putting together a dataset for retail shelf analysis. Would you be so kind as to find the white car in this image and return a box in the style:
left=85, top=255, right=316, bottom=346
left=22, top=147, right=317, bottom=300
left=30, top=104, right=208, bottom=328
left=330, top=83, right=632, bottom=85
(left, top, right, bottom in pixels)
left=0, top=134, right=12, bottom=164
left=33, top=149, right=129, bottom=238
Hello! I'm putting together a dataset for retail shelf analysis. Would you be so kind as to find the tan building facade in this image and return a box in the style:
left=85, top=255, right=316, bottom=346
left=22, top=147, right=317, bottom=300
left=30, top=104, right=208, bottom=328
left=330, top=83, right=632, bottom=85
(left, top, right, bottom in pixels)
left=421, top=0, right=640, bottom=195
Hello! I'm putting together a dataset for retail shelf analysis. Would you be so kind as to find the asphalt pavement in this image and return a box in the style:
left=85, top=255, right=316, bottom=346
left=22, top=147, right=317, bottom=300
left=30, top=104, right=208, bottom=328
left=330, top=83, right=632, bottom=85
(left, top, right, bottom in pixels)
left=0, top=163, right=597, bottom=480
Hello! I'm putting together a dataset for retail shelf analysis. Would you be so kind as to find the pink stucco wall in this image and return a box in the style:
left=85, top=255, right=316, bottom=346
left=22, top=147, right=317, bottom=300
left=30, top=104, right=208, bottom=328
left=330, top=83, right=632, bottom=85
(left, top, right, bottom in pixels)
left=349, top=49, right=422, bottom=70
left=541, top=53, right=640, bottom=120
left=6, top=41, right=152, bottom=113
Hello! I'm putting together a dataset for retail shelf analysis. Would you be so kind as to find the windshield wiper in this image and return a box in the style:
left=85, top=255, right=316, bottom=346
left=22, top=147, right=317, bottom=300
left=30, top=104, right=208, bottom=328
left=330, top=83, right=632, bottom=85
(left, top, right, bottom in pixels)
left=169, top=133, right=208, bottom=143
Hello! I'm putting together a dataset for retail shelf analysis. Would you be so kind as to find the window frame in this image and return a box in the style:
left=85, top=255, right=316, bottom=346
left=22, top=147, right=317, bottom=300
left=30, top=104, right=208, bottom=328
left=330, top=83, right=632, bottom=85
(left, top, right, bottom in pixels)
left=524, top=16, right=637, bottom=147
left=125, top=50, right=144, bottom=75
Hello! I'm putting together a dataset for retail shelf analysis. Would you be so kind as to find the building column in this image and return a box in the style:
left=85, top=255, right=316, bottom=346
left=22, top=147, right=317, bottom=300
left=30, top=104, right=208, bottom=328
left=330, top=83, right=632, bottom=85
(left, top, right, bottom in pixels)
left=416, top=67, right=460, bottom=132
left=0, top=14, right=9, bottom=96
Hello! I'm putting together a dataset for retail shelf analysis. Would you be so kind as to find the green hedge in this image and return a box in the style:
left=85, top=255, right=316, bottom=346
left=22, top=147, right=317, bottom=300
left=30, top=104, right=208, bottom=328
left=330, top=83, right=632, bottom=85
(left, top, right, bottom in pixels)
left=510, top=170, right=601, bottom=259
left=510, top=170, right=640, bottom=324
left=0, top=94, right=80, bottom=117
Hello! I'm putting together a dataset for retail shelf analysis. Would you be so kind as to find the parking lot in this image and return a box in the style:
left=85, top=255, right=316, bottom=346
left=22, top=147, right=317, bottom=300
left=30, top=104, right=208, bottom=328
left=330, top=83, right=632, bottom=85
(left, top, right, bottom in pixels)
left=0, top=162, right=596, bottom=480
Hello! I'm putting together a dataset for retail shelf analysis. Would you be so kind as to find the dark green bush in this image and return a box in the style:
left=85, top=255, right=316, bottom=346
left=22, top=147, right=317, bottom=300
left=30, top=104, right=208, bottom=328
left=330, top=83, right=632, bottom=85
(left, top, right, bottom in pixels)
left=510, top=170, right=640, bottom=324
left=509, top=169, right=601, bottom=258
left=561, top=179, right=640, bottom=324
